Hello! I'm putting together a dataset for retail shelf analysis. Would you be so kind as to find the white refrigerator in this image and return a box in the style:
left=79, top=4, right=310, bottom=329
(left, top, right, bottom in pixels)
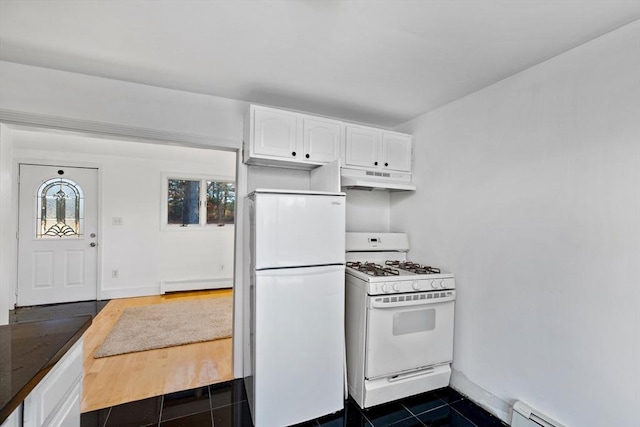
left=245, top=189, right=346, bottom=427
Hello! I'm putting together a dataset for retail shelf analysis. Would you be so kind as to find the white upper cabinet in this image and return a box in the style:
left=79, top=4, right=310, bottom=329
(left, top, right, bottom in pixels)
left=244, top=105, right=343, bottom=168
left=344, top=125, right=412, bottom=173
left=344, top=125, right=380, bottom=168
left=381, top=132, right=412, bottom=172
left=244, top=105, right=412, bottom=175
left=252, top=107, right=299, bottom=158
left=302, top=118, right=341, bottom=163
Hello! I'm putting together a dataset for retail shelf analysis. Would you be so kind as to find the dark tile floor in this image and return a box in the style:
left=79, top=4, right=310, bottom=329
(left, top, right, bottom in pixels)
left=9, top=299, right=110, bottom=324
left=81, top=379, right=507, bottom=427
left=14, top=300, right=507, bottom=427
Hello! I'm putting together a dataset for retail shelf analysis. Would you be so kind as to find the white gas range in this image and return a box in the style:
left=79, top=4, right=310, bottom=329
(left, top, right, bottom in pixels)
left=344, top=232, right=456, bottom=409
left=346, top=260, right=455, bottom=295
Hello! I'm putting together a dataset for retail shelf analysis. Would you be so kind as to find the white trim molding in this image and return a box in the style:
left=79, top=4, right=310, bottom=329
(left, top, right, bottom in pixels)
left=160, top=277, right=233, bottom=294
left=99, top=285, right=161, bottom=301
left=1, top=111, right=247, bottom=380
left=450, top=368, right=512, bottom=424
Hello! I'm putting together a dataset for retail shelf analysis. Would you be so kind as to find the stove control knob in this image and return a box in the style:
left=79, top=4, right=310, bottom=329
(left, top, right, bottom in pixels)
left=381, top=283, right=390, bottom=293
left=392, top=282, right=400, bottom=292
left=430, top=280, right=438, bottom=289
left=438, top=280, right=446, bottom=289
left=412, top=281, right=421, bottom=291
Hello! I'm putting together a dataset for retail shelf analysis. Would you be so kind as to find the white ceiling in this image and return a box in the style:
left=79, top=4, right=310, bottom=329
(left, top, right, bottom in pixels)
left=1, top=1, right=638, bottom=127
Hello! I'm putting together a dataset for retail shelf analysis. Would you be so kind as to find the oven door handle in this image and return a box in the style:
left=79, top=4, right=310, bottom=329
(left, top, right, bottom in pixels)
left=369, top=293, right=455, bottom=308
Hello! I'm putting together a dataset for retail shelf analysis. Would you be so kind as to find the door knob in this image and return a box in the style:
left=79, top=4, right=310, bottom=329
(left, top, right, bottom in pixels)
left=90, top=242, right=97, bottom=247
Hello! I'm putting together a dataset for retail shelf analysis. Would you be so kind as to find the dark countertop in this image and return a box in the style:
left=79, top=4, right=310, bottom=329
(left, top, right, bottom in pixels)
left=0, top=316, right=92, bottom=424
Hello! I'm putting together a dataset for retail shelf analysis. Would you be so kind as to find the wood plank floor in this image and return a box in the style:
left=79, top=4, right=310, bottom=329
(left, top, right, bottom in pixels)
left=81, top=289, right=233, bottom=413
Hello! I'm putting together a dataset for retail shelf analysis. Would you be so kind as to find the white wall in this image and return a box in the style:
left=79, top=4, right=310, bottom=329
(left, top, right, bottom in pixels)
left=0, top=125, right=14, bottom=325
left=345, top=190, right=390, bottom=232
left=392, top=21, right=640, bottom=426
left=247, top=165, right=311, bottom=193
left=0, top=61, right=246, bottom=145
left=11, top=129, right=237, bottom=300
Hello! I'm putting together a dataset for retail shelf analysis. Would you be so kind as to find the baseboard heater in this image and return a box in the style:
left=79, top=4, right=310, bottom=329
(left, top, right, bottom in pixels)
left=160, top=277, right=232, bottom=294
left=512, top=401, right=565, bottom=427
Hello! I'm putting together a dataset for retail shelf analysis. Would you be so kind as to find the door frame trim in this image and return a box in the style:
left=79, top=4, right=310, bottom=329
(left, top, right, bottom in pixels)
left=1, top=112, right=246, bottom=380
left=15, top=159, right=104, bottom=305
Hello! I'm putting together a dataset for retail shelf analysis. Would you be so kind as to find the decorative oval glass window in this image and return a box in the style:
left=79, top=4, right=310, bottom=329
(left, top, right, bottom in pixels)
left=36, top=178, right=84, bottom=238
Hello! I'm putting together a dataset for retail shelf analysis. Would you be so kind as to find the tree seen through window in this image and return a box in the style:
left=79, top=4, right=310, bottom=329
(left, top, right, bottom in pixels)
left=207, top=181, right=235, bottom=225
left=167, top=178, right=235, bottom=226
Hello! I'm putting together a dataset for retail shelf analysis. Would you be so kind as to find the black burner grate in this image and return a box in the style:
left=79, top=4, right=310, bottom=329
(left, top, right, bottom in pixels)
left=347, top=262, right=400, bottom=276
left=385, top=260, right=441, bottom=274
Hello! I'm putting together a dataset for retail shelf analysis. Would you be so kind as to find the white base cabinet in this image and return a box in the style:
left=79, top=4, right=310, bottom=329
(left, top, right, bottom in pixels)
left=1, top=407, right=21, bottom=427
left=22, top=339, right=83, bottom=427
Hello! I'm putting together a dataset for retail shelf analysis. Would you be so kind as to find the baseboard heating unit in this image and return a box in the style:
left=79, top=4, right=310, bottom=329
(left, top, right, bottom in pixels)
left=160, top=277, right=232, bottom=294
left=511, top=401, right=565, bottom=427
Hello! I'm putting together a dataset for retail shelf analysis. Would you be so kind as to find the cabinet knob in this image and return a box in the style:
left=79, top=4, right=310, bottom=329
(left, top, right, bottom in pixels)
left=291, top=151, right=297, bottom=157
left=374, top=161, right=378, bottom=166
left=305, top=154, right=310, bottom=159
left=385, top=162, right=389, bottom=167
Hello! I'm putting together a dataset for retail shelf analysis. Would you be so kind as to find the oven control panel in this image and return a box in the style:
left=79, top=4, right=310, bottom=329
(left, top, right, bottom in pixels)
left=368, top=277, right=455, bottom=295
left=369, top=290, right=456, bottom=308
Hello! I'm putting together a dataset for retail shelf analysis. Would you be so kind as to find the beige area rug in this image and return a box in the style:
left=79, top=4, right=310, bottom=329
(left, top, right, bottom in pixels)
left=94, top=297, right=232, bottom=358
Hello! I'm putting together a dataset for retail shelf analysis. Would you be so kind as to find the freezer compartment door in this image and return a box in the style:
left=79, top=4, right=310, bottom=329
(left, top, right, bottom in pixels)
left=252, top=265, right=345, bottom=426
left=252, top=192, right=345, bottom=269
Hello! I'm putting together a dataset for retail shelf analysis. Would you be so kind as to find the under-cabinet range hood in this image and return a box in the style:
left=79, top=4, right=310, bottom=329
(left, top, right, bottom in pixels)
left=340, top=167, right=416, bottom=191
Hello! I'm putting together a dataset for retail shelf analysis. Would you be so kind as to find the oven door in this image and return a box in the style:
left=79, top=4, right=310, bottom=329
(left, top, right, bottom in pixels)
left=365, top=293, right=455, bottom=379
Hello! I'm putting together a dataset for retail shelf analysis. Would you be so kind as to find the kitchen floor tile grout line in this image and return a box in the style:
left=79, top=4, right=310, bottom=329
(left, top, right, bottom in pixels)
left=397, top=393, right=461, bottom=427
left=396, top=393, right=490, bottom=427
left=208, top=387, right=214, bottom=427
left=157, top=394, right=164, bottom=427
left=361, top=410, right=373, bottom=426
left=103, top=407, right=111, bottom=427
left=451, top=405, right=482, bottom=427
left=401, top=400, right=449, bottom=417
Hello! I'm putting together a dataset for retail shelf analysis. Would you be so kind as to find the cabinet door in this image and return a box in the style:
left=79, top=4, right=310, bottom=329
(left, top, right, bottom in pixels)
left=1, top=405, right=21, bottom=427
left=303, top=117, right=342, bottom=163
left=344, top=126, right=380, bottom=168
left=23, top=339, right=82, bottom=427
left=252, top=108, right=300, bottom=159
left=46, top=382, right=81, bottom=427
left=382, top=132, right=412, bottom=172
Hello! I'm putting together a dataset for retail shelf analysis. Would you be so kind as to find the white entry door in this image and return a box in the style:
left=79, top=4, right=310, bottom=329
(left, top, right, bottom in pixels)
left=17, top=164, right=99, bottom=306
